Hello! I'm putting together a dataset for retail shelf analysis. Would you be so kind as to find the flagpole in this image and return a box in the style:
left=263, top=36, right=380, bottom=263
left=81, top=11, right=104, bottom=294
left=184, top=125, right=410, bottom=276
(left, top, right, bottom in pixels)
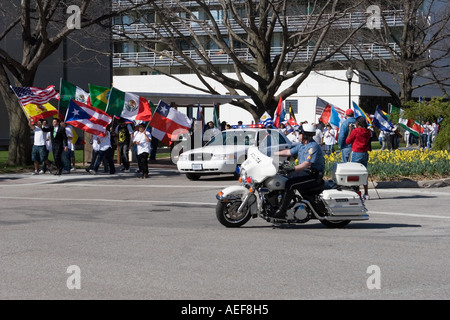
left=58, top=78, right=62, bottom=115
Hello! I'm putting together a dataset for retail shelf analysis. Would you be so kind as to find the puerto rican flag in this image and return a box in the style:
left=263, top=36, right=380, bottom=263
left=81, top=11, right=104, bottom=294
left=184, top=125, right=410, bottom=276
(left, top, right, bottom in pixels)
left=65, top=100, right=112, bottom=137
left=149, top=100, right=192, bottom=146
left=11, top=85, right=60, bottom=106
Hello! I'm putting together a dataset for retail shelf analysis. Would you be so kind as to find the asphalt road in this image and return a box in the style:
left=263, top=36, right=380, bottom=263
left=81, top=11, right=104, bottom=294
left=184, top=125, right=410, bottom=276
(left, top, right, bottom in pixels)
left=0, top=169, right=449, bottom=301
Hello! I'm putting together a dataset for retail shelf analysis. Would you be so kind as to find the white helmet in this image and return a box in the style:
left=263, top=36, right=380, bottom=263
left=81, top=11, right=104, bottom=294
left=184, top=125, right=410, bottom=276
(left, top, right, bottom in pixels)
left=300, top=123, right=316, bottom=136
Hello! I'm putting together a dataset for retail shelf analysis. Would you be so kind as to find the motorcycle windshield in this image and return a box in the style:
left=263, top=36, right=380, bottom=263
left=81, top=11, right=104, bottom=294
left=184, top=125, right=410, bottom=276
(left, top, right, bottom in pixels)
left=241, top=147, right=277, bottom=182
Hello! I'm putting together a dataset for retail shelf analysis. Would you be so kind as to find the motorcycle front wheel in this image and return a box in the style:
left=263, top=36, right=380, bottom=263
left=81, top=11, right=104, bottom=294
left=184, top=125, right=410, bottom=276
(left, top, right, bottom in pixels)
left=216, top=200, right=251, bottom=228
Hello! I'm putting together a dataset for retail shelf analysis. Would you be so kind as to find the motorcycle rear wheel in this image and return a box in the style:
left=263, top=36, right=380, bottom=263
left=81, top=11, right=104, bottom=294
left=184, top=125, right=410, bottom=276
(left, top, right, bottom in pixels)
left=216, top=200, right=251, bottom=228
left=320, top=220, right=351, bottom=228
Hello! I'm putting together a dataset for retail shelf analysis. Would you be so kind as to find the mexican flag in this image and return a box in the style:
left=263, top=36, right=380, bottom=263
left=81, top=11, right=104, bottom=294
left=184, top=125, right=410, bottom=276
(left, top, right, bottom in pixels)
left=399, top=118, right=423, bottom=137
left=106, top=87, right=152, bottom=121
left=59, top=79, right=90, bottom=115
left=88, top=84, right=111, bottom=111
left=394, top=106, right=423, bottom=137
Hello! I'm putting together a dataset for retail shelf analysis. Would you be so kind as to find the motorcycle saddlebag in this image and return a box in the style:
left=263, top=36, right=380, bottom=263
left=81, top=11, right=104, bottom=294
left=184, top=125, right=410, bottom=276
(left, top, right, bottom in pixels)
left=331, top=162, right=368, bottom=187
left=321, top=189, right=367, bottom=216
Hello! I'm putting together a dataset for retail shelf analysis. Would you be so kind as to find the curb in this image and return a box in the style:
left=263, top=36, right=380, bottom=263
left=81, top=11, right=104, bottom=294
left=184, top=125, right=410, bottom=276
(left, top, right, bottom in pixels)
left=368, top=178, right=450, bottom=189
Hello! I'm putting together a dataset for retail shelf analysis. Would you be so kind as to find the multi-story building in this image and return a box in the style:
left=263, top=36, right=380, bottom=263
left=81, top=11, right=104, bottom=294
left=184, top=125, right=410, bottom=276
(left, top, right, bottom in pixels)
left=111, top=0, right=445, bottom=125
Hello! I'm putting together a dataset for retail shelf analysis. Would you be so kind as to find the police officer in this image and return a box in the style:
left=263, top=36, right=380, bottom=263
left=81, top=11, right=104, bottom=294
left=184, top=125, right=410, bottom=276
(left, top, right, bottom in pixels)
left=272, top=124, right=325, bottom=219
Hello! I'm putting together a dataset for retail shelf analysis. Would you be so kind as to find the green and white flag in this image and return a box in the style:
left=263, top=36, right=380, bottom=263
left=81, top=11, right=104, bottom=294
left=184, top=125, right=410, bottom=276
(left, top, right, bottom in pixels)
left=59, top=79, right=89, bottom=115
left=394, top=105, right=422, bottom=137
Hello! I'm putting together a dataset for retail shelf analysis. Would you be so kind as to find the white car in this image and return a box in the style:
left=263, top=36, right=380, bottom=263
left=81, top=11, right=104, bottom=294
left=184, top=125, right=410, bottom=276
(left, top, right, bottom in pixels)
left=176, top=127, right=293, bottom=180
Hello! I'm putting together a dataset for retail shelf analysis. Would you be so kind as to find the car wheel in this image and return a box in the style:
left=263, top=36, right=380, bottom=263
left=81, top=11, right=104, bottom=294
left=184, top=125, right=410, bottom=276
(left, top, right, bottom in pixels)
left=186, top=173, right=201, bottom=180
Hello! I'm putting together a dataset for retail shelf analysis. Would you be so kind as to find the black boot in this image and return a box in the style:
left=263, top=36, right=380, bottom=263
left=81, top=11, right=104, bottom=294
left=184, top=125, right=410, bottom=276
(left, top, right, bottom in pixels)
left=270, top=190, right=294, bottom=219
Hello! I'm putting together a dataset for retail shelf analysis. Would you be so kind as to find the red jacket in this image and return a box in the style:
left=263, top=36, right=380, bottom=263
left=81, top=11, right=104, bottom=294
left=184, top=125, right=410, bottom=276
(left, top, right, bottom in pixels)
left=346, top=127, right=371, bottom=152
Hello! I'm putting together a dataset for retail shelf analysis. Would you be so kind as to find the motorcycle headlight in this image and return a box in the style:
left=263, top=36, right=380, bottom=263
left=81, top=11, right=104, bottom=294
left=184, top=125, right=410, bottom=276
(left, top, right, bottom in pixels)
left=239, top=168, right=247, bottom=183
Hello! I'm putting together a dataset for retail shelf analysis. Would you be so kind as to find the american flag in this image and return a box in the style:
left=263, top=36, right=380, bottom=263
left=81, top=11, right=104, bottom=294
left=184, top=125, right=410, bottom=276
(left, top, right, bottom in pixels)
left=10, top=85, right=60, bottom=106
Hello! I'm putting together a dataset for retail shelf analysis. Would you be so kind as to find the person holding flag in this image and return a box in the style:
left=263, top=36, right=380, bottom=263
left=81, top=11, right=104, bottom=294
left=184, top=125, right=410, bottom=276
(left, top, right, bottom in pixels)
left=338, top=109, right=356, bottom=162
left=346, top=116, right=372, bottom=200
left=41, top=118, right=68, bottom=175
left=132, top=123, right=152, bottom=179
left=28, top=118, right=52, bottom=175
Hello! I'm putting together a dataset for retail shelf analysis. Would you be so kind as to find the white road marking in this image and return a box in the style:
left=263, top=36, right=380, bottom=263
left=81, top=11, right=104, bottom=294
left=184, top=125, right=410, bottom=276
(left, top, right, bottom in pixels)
left=369, top=211, right=450, bottom=219
left=0, top=196, right=216, bottom=206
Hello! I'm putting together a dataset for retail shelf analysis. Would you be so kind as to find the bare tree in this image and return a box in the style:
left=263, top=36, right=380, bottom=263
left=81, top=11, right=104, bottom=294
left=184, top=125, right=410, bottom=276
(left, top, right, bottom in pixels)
left=347, top=0, right=450, bottom=107
left=0, top=0, right=148, bottom=165
left=113, top=0, right=364, bottom=121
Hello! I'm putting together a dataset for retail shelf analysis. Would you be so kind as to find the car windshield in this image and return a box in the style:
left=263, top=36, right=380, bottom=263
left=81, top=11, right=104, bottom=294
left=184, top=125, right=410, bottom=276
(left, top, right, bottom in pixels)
left=259, top=129, right=288, bottom=148
left=206, top=130, right=257, bottom=146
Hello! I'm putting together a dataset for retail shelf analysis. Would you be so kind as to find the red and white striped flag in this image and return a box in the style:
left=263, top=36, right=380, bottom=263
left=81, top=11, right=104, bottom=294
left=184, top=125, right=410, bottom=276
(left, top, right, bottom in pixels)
left=65, top=100, right=112, bottom=137
left=10, top=85, right=60, bottom=106
left=149, top=100, right=192, bottom=146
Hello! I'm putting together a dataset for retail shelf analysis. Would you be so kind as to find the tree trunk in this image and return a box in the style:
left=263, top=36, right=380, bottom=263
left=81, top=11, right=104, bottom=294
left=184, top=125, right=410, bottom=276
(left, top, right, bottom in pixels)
left=4, top=94, right=31, bottom=166
left=0, top=66, right=33, bottom=166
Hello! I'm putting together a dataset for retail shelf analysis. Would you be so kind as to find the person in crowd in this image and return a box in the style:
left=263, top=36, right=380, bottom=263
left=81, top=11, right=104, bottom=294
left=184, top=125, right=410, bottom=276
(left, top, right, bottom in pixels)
left=271, top=124, right=325, bottom=219
left=338, top=109, right=356, bottom=162
left=86, top=133, right=108, bottom=173
left=346, top=116, right=371, bottom=200
left=62, top=122, right=76, bottom=173
left=379, top=130, right=391, bottom=150
left=425, top=121, right=433, bottom=148
left=90, top=127, right=115, bottom=175
left=323, top=123, right=336, bottom=155
left=203, top=121, right=220, bottom=144
left=389, top=124, right=401, bottom=150
left=41, top=118, right=68, bottom=175
left=115, top=118, right=133, bottom=172
left=41, top=119, right=53, bottom=173
left=404, top=129, right=410, bottom=148
left=220, top=121, right=227, bottom=131
left=431, top=122, right=438, bottom=147
left=28, top=118, right=49, bottom=175
left=312, top=123, right=323, bottom=146
left=420, top=120, right=428, bottom=149
left=132, top=123, right=152, bottom=179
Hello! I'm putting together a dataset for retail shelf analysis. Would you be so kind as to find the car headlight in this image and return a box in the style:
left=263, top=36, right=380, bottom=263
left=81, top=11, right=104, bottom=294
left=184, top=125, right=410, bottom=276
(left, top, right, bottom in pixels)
left=179, top=154, right=188, bottom=161
left=211, top=154, right=235, bottom=160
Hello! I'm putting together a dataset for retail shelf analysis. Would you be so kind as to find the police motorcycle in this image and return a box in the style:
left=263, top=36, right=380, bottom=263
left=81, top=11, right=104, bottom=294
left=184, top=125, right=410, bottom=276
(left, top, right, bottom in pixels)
left=215, top=146, right=369, bottom=228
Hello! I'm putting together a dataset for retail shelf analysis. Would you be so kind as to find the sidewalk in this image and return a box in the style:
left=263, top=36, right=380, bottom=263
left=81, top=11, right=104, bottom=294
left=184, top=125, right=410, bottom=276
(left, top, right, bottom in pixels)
left=0, top=158, right=178, bottom=185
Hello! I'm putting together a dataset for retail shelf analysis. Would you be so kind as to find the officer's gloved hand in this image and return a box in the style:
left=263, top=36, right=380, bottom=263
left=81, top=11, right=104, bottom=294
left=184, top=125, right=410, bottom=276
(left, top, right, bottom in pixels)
left=280, top=164, right=295, bottom=175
